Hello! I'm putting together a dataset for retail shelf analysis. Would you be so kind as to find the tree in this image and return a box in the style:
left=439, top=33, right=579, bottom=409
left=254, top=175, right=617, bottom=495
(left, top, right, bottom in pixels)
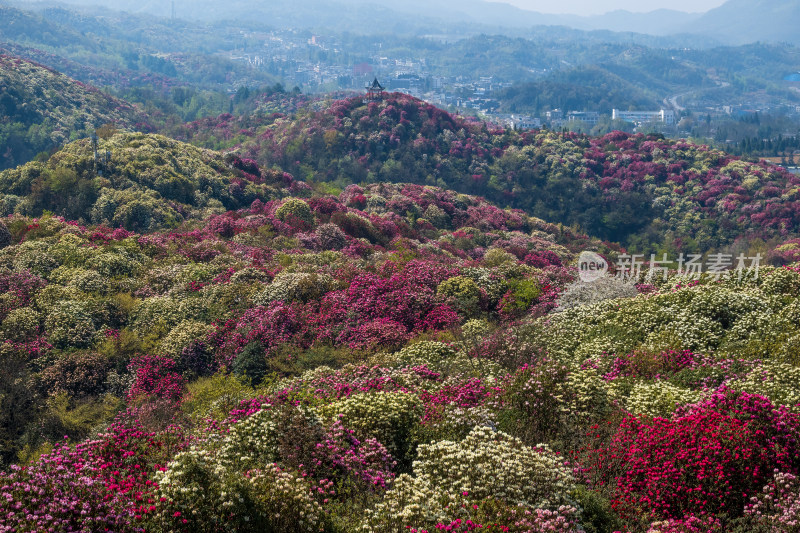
left=95, top=123, right=117, bottom=140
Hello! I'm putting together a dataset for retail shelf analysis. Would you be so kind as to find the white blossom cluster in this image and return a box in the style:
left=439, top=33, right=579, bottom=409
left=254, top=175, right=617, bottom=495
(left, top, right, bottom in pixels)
left=153, top=405, right=326, bottom=531
left=252, top=272, right=336, bottom=305
left=624, top=381, right=704, bottom=419
left=364, top=426, right=576, bottom=532
left=318, top=392, right=422, bottom=456
left=727, top=362, right=800, bottom=411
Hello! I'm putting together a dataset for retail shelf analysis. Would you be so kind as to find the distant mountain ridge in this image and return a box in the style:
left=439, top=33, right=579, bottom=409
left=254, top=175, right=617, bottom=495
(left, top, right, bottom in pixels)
left=687, top=0, right=800, bottom=45
left=32, top=0, right=800, bottom=44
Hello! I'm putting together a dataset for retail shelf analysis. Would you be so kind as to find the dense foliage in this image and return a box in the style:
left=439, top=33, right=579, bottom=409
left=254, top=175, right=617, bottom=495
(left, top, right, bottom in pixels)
left=2, top=167, right=800, bottom=530
left=4, top=63, right=800, bottom=532
left=0, top=132, right=291, bottom=231
left=233, top=93, right=800, bottom=252
left=0, top=55, right=146, bottom=170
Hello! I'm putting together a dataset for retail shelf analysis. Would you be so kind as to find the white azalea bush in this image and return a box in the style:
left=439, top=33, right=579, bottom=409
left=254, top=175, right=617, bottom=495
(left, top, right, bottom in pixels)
left=727, top=362, right=800, bottom=411
left=131, top=295, right=184, bottom=331
left=2, top=306, right=40, bottom=341
left=364, top=426, right=577, bottom=532
left=158, top=320, right=214, bottom=358
left=12, top=239, right=60, bottom=276
left=539, top=284, right=783, bottom=365
left=71, top=269, right=109, bottom=293
left=415, top=426, right=574, bottom=506
left=253, top=272, right=337, bottom=305
left=318, top=392, right=422, bottom=460
left=150, top=404, right=328, bottom=532
left=461, top=318, right=491, bottom=341
left=562, top=367, right=614, bottom=421
left=395, top=341, right=457, bottom=368
left=219, top=404, right=320, bottom=469
left=554, top=277, right=639, bottom=312
left=44, top=299, right=96, bottom=348
left=152, top=446, right=325, bottom=532
left=624, top=381, right=704, bottom=419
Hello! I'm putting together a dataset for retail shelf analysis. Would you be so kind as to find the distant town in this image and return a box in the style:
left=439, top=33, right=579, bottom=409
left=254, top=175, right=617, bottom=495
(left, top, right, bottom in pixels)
left=227, top=28, right=799, bottom=124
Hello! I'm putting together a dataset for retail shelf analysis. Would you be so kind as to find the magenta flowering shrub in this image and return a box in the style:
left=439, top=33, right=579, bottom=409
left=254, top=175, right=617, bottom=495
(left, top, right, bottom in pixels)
left=0, top=414, right=186, bottom=532
left=602, top=349, right=701, bottom=381
left=745, top=470, right=800, bottom=529
left=0, top=269, right=46, bottom=321
left=770, top=238, right=800, bottom=265
left=339, top=318, right=412, bottom=351
left=645, top=515, right=723, bottom=533
left=311, top=417, right=396, bottom=490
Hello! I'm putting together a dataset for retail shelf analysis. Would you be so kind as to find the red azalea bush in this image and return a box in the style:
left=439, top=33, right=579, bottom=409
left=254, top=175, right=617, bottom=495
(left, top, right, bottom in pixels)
left=589, top=389, right=800, bottom=521
left=0, top=414, right=186, bottom=532
left=127, top=355, right=186, bottom=403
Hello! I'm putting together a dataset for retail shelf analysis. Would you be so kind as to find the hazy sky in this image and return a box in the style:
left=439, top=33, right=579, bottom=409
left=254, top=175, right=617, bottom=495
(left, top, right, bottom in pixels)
left=502, top=0, right=728, bottom=15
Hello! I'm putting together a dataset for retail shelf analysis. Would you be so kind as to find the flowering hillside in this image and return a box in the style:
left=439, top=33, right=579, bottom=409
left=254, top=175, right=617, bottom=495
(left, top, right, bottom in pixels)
left=4, top=87, right=800, bottom=532
left=234, top=93, right=800, bottom=251
left=0, top=55, right=150, bottom=170
left=1, top=138, right=800, bottom=530
left=166, top=92, right=313, bottom=152
left=0, top=132, right=291, bottom=231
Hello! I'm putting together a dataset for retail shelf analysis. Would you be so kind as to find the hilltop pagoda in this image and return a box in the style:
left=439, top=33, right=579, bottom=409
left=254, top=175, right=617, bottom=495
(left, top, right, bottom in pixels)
left=365, top=77, right=385, bottom=100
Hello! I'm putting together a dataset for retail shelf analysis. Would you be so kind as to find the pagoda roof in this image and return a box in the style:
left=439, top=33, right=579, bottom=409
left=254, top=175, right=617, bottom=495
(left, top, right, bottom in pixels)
left=367, top=77, right=384, bottom=91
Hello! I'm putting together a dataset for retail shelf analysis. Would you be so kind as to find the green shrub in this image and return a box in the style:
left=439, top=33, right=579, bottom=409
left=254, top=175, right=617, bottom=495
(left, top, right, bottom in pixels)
left=500, top=278, right=541, bottom=315
left=482, top=247, right=515, bottom=267
left=275, top=198, right=313, bottom=225
left=0, top=220, right=12, bottom=249
left=232, top=341, right=269, bottom=385
left=44, top=300, right=96, bottom=348
left=2, top=307, right=39, bottom=341
left=571, top=484, right=625, bottom=533
left=182, top=374, right=253, bottom=422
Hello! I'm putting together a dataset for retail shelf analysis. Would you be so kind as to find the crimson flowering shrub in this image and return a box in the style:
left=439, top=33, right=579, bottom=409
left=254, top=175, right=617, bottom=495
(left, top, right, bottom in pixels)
left=339, top=318, right=412, bottom=351
left=127, top=355, right=186, bottom=403
left=645, top=515, right=723, bottom=532
left=524, top=250, right=563, bottom=268
left=588, top=390, right=800, bottom=522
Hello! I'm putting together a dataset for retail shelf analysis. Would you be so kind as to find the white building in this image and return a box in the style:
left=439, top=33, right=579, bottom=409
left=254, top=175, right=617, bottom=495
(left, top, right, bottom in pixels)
left=507, top=115, right=541, bottom=130
left=567, top=111, right=601, bottom=126
left=546, top=109, right=564, bottom=121
left=612, top=109, right=676, bottom=126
